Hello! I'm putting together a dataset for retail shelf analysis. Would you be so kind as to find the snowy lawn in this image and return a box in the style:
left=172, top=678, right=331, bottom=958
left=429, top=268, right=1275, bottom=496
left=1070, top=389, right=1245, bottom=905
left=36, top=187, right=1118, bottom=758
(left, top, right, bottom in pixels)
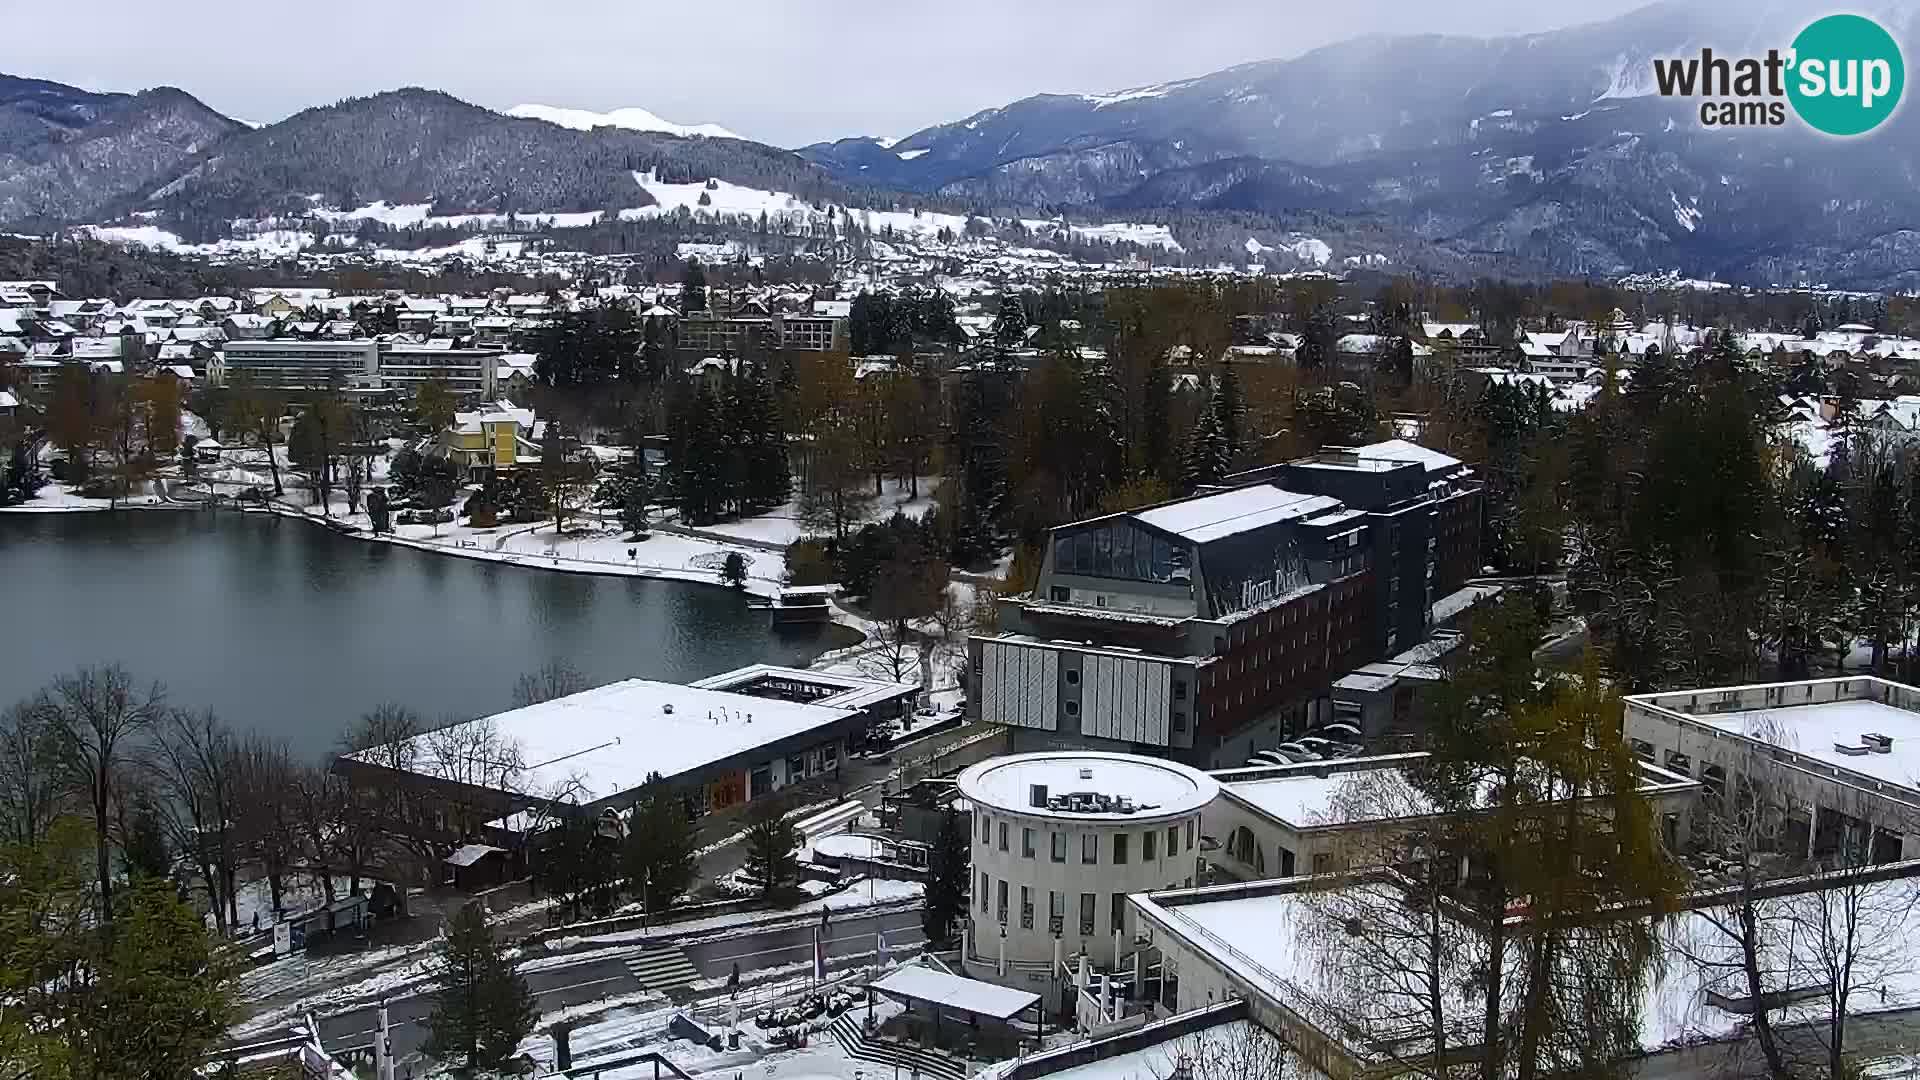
left=698, top=479, right=940, bottom=549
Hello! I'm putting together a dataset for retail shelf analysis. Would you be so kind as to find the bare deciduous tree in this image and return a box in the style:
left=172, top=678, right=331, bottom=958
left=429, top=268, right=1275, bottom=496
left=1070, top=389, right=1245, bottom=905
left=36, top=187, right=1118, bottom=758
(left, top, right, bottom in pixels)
left=1293, top=768, right=1482, bottom=1080
left=0, top=700, right=61, bottom=847
left=31, top=665, right=164, bottom=919
left=149, top=707, right=244, bottom=934
left=234, top=736, right=302, bottom=918
left=289, top=764, right=348, bottom=905
left=1147, top=1021, right=1296, bottom=1080
left=512, top=661, right=590, bottom=708
left=1786, top=869, right=1920, bottom=1079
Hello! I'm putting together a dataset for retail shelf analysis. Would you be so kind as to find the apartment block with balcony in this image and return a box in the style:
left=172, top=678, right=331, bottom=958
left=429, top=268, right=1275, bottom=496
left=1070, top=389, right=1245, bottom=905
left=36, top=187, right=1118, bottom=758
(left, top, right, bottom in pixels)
left=375, top=341, right=500, bottom=398
left=219, top=339, right=379, bottom=391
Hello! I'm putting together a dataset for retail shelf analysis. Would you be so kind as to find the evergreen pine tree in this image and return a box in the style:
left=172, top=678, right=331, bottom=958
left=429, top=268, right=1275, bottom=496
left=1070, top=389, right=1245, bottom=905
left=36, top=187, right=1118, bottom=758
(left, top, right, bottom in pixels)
left=681, top=259, right=708, bottom=314
left=948, top=374, right=1009, bottom=562
left=921, top=809, right=969, bottom=945
left=1142, top=354, right=1172, bottom=481
left=719, top=367, right=752, bottom=516
left=734, top=363, right=790, bottom=511
left=720, top=551, right=749, bottom=588
left=1180, top=408, right=1228, bottom=492
left=120, top=800, right=171, bottom=881
left=741, top=800, right=802, bottom=903
left=672, top=386, right=728, bottom=524
left=424, top=903, right=535, bottom=1073
left=991, top=293, right=1030, bottom=352
left=622, top=773, right=696, bottom=913
left=1212, top=360, right=1243, bottom=465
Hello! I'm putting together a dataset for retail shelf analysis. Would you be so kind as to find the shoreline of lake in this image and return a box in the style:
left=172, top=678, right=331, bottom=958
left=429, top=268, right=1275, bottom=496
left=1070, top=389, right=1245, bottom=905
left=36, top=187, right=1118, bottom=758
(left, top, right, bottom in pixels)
left=0, top=510, right=862, bottom=761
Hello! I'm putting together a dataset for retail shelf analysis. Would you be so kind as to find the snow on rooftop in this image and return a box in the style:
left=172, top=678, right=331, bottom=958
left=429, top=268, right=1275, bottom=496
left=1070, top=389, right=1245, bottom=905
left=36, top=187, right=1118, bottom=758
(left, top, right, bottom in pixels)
left=1352, top=439, right=1465, bottom=475
left=1020, top=1017, right=1266, bottom=1080
left=1687, top=699, right=1920, bottom=791
left=872, top=963, right=1039, bottom=1018
left=1145, top=872, right=1920, bottom=1063
left=354, top=679, right=857, bottom=803
left=688, top=664, right=917, bottom=712
left=959, top=752, right=1218, bottom=820
left=1134, top=485, right=1341, bottom=544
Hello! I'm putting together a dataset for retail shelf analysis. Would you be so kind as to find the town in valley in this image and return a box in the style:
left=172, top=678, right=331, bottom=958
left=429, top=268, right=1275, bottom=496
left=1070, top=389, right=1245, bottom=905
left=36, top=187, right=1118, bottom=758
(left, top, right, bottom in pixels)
left=4, top=3, right=1920, bottom=1080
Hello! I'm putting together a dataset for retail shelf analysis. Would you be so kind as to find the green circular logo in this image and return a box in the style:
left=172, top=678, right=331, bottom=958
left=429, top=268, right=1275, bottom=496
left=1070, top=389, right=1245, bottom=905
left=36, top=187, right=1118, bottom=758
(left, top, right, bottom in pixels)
left=1788, top=14, right=1905, bottom=136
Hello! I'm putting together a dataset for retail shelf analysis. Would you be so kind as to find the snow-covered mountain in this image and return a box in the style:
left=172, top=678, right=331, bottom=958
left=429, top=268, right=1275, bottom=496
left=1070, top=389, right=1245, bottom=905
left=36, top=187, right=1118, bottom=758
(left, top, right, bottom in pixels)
left=506, top=103, right=742, bottom=140
left=0, top=73, right=243, bottom=228
left=799, top=0, right=1920, bottom=289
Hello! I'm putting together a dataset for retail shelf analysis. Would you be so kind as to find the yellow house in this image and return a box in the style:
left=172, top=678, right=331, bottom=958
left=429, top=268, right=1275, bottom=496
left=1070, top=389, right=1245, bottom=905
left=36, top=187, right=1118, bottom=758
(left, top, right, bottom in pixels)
left=253, top=294, right=298, bottom=319
left=438, top=402, right=543, bottom=477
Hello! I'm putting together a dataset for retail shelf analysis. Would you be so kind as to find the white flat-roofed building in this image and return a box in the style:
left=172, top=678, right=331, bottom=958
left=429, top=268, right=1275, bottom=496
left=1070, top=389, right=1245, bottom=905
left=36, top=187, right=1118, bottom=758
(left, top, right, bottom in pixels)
left=336, top=666, right=916, bottom=839
left=1204, top=752, right=1700, bottom=883
left=958, top=751, right=1219, bottom=990
left=1624, top=677, right=1920, bottom=863
left=1128, top=864, right=1920, bottom=1080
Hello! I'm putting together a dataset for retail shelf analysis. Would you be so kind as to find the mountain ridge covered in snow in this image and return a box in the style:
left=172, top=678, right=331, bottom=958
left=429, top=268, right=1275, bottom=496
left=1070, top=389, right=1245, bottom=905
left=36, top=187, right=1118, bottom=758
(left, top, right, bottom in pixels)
left=505, top=103, right=743, bottom=141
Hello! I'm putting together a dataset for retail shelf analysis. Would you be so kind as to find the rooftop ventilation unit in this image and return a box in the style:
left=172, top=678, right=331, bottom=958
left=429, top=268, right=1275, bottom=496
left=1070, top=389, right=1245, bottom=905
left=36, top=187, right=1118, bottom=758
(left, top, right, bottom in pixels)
left=1864, top=733, right=1895, bottom=754
left=1078, top=768, right=1094, bottom=780
left=1029, top=784, right=1049, bottom=808
left=1835, top=741, right=1872, bottom=756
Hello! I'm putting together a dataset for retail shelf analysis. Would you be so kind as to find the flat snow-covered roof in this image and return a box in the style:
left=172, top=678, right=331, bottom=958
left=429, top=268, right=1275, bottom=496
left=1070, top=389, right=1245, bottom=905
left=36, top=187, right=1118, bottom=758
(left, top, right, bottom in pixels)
left=1138, top=869, right=1920, bottom=1062
left=1134, top=485, right=1340, bottom=544
left=352, top=678, right=856, bottom=803
left=1352, top=438, right=1465, bottom=475
left=872, top=964, right=1039, bottom=1018
left=959, top=752, right=1219, bottom=820
left=689, top=664, right=917, bottom=712
left=1686, top=700, right=1920, bottom=790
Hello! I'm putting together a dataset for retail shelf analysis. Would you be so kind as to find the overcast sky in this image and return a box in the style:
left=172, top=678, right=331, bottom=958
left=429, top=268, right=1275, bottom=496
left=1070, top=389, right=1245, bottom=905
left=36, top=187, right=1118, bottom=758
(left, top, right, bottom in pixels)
left=11, top=0, right=1661, bottom=147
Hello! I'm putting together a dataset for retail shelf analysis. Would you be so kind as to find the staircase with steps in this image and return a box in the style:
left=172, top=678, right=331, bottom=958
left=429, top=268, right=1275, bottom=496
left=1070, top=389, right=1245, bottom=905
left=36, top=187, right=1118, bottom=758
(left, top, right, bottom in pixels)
left=624, top=944, right=701, bottom=991
left=828, top=1013, right=969, bottom=1080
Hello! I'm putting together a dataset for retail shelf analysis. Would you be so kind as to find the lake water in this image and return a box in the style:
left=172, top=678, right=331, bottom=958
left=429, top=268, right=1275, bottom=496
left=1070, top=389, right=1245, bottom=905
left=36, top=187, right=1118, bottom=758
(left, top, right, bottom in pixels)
left=0, top=511, right=855, bottom=763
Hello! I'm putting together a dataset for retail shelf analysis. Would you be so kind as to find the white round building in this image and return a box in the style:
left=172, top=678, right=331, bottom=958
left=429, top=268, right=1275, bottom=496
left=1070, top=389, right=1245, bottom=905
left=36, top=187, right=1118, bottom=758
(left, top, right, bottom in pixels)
left=957, top=751, right=1219, bottom=988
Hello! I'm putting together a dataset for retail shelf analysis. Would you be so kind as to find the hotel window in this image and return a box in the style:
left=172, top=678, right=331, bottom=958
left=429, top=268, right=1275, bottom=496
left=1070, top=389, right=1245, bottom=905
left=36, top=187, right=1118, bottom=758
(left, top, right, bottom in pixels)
left=1050, top=890, right=1065, bottom=933
left=999, top=821, right=1009, bottom=851
left=1022, top=828, right=1036, bottom=858
left=981, top=814, right=990, bottom=844
left=1082, top=834, right=1098, bottom=864
left=1112, top=893, right=1126, bottom=933
left=1186, top=820, right=1196, bottom=848
left=1114, top=833, right=1129, bottom=864
left=1051, top=832, right=1067, bottom=862
left=1167, top=825, right=1179, bottom=858
left=997, top=879, right=1008, bottom=923
left=979, top=872, right=989, bottom=912
left=1020, top=886, right=1034, bottom=929
left=1079, top=892, right=1096, bottom=936
left=1143, top=830, right=1157, bottom=861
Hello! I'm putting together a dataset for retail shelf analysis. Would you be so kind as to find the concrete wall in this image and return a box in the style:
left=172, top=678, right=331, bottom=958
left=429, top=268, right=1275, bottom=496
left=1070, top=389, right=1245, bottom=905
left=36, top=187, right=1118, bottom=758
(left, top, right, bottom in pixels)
left=966, top=802, right=1205, bottom=986
left=1624, top=690, right=1920, bottom=859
